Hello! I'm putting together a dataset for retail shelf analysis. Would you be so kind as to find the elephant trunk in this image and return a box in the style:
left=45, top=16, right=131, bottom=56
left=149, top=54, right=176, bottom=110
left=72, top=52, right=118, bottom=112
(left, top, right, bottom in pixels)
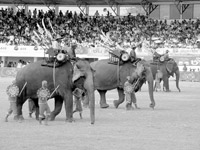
left=175, top=68, right=181, bottom=92
left=84, top=73, right=95, bottom=124
left=146, top=68, right=156, bottom=109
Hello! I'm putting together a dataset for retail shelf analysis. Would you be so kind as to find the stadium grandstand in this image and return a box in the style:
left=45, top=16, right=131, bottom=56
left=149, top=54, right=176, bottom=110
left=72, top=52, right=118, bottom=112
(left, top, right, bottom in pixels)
left=0, top=0, right=200, bottom=80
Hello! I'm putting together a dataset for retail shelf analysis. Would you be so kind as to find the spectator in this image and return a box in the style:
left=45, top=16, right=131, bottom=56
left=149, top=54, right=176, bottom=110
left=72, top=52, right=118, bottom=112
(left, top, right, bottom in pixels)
left=0, top=7, right=200, bottom=51
left=0, top=61, right=4, bottom=67
left=163, top=50, right=169, bottom=61
left=183, top=64, right=187, bottom=72
left=17, top=60, right=23, bottom=68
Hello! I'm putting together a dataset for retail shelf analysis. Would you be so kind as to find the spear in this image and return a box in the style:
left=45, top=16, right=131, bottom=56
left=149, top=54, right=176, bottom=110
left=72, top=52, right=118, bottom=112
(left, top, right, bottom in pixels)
left=19, top=82, right=27, bottom=96
left=50, top=85, right=60, bottom=98
left=47, top=18, right=56, bottom=35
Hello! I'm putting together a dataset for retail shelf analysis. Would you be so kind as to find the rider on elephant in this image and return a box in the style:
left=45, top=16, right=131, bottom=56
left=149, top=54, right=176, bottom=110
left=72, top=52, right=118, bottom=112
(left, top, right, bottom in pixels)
left=152, top=48, right=170, bottom=62
left=46, top=35, right=76, bottom=62
left=52, top=35, right=62, bottom=50
left=152, top=47, right=161, bottom=62
left=129, top=45, right=141, bottom=66
left=130, top=46, right=137, bottom=62
left=163, top=50, right=169, bottom=61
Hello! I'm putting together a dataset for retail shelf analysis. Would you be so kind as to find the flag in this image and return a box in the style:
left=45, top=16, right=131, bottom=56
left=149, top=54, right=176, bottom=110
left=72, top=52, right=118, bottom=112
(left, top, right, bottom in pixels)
left=42, top=18, right=53, bottom=40
left=31, top=35, right=39, bottom=45
left=33, top=30, right=41, bottom=41
left=37, top=23, right=44, bottom=35
left=47, top=18, right=56, bottom=34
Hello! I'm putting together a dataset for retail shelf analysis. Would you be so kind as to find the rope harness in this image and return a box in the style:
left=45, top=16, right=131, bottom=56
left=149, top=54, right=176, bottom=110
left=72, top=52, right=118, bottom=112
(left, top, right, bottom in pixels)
left=53, top=59, right=56, bottom=90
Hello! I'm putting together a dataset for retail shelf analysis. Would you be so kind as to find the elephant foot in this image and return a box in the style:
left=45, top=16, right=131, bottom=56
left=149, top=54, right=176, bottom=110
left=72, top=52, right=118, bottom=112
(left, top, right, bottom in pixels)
left=126, top=103, right=133, bottom=110
left=49, top=116, right=55, bottom=121
left=14, top=115, right=18, bottom=121
left=134, top=104, right=140, bottom=109
left=18, top=115, right=24, bottom=123
left=149, top=103, right=155, bottom=109
left=113, top=100, right=119, bottom=108
left=166, top=89, right=171, bottom=92
left=29, top=113, right=32, bottom=118
left=65, top=118, right=74, bottom=123
left=35, top=117, right=39, bottom=120
left=49, top=113, right=55, bottom=121
left=100, top=103, right=109, bottom=108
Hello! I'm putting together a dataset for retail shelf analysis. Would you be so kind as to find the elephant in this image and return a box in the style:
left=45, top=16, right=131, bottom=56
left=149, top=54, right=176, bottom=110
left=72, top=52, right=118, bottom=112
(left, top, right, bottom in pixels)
left=148, top=59, right=181, bottom=92
left=90, top=59, right=155, bottom=109
left=15, top=58, right=95, bottom=124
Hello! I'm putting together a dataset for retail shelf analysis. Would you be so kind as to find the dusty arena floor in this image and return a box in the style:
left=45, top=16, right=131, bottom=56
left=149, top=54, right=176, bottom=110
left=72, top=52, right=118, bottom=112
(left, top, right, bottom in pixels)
left=0, top=77, right=199, bottom=150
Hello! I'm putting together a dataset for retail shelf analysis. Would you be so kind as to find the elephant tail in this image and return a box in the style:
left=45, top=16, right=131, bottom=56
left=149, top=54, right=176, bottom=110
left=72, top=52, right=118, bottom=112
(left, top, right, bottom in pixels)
left=175, top=69, right=181, bottom=92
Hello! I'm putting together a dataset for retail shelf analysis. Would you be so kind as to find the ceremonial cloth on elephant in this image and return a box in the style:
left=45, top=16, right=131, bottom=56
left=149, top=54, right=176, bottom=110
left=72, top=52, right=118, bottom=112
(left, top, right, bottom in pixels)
left=124, top=81, right=134, bottom=94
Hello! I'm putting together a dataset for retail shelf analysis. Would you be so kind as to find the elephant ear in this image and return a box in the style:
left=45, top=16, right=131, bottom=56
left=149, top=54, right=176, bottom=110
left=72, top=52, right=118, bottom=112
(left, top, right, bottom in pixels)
left=166, top=61, right=174, bottom=73
left=136, top=62, right=145, bottom=77
left=72, top=64, right=85, bottom=82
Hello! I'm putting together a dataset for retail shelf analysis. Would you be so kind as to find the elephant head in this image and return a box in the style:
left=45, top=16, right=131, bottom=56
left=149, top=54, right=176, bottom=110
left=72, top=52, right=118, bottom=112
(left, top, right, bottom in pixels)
left=166, top=60, right=176, bottom=74
left=72, top=59, right=95, bottom=124
left=90, top=59, right=155, bottom=109
left=129, top=62, right=145, bottom=84
left=135, top=61, right=145, bottom=77
left=165, top=60, right=180, bottom=92
left=130, top=61, right=146, bottom=92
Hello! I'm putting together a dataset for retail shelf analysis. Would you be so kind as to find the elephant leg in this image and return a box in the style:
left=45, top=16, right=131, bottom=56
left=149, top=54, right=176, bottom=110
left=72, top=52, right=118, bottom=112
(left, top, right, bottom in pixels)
left=163, top=77, right=170, bottom=92
left=31, top=98, right=39, bottom=120
left=63, top=91, right=74, bottom=122
left=28, top=99, right=34, bottom=118
left=98, top=90, right=109, bottom=108
left=113, top=88, right=125, bottom=108
left=50, top=95, right=63, bottom=121
left=162, top=82, right=165, bottom=91
left=16, top=101, right=25, bottom=122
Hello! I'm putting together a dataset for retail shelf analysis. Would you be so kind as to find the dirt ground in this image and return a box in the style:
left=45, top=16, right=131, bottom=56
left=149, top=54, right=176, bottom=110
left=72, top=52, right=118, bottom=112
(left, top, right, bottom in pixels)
left=0, top=77, right=199, bottom=150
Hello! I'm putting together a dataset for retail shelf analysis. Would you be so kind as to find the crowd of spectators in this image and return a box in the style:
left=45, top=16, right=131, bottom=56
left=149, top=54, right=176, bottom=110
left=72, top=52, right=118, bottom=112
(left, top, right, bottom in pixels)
left=1, top=59, right=29, bottom=68
left=0, top=7, right=200, bottom=49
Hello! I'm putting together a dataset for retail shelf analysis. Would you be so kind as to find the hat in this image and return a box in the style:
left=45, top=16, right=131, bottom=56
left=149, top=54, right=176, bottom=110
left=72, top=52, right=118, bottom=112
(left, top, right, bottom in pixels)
left=126, top=76, right=131, bottom=81
left=42, top=80, right=47, bottom=87
left=55, top=34, right=62, bottom=40
left=131, top=44, right=136, bottom=49
left=71, top=39, right=76, bottom=43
